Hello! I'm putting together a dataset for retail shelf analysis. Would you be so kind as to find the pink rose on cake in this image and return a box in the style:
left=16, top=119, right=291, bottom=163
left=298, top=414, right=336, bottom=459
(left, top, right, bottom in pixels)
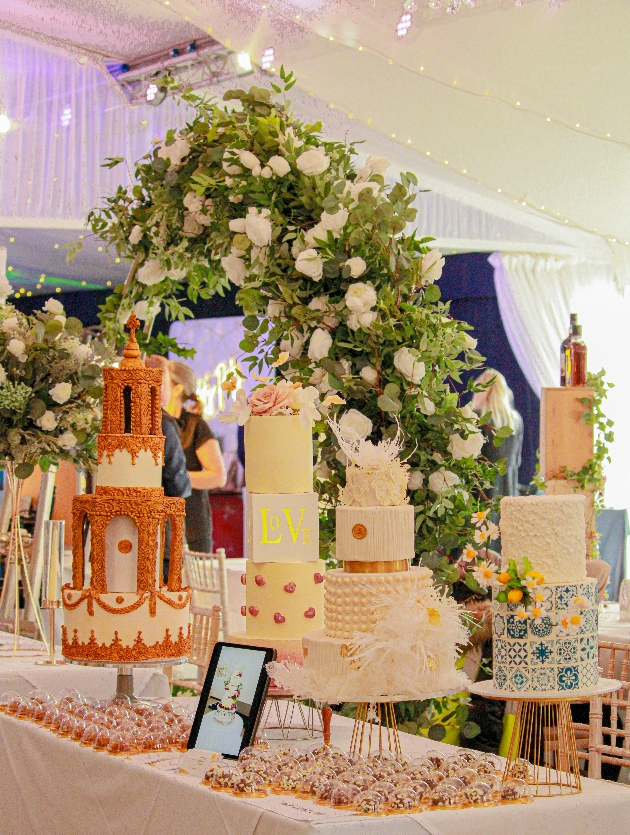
left=248, top=384, right=293, bottom=416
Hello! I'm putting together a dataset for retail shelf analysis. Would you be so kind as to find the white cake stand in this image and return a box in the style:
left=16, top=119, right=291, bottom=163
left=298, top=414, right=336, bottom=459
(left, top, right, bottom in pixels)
left=468, top=677, right=621, bottom=796
left=65, top=656, right=187, bottom=701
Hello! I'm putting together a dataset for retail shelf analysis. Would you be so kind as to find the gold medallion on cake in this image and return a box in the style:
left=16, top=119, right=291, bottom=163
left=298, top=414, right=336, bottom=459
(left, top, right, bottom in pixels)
left=352, top=523, right=367, bottom=540
left=117, top=539, right=133, bottom=554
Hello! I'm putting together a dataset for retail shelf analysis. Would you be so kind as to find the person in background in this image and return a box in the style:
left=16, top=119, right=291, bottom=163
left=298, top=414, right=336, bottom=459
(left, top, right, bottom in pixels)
left=471, top=369, right=524, bottom=498
left=167, top=360, right=227, bottom=553
left=145, top=355, right=191, bottom=582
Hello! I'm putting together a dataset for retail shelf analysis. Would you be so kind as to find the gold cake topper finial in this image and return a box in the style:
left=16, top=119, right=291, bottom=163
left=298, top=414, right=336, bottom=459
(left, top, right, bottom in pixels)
left=120, top=314, right=143, bottom=368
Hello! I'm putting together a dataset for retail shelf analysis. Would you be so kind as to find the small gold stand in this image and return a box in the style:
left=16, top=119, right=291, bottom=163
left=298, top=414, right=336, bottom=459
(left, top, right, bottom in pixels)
left=259, top=691, right=323, bottom=741
left=36, top=600, right=64, bottom=666
left=469, top=678, right=621, bottom=797
left=350, top=702, right=402, bottom=760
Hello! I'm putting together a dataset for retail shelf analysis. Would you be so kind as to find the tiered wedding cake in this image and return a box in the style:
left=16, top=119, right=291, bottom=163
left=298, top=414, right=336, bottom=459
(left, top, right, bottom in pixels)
left=229, top=413, right=326, bottom=661
left=62, top=316, right=191, bottom=663
left=492, top=494, right=598, bottom=692
left=270, top=421, right=468, bottom=703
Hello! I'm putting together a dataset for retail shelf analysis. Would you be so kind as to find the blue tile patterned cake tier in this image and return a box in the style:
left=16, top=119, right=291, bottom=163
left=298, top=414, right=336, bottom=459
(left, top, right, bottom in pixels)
left=492, top=580, right=598, bottom=692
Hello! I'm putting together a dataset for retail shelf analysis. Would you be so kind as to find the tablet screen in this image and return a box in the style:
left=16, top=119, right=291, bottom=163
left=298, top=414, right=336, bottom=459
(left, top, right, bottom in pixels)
left=188, top=642, right=275, bottom=759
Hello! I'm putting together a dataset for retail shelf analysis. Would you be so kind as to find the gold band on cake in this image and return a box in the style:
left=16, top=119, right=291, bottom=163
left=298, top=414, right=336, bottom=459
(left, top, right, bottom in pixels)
left=344, top=559, right=410, bottom=573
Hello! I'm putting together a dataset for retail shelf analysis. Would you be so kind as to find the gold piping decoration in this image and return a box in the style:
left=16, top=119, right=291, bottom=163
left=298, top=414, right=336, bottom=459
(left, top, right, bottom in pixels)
left=344, top=559, right=410, bottom=574
left=61, top=585, right=192, bottom=616
left=97, top=434, right=164, bottom=466
left=61, top=624, right=191, bottom=663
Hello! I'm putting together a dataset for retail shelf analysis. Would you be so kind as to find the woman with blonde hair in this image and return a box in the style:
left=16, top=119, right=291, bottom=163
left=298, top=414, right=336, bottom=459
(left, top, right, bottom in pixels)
left=167, top=360, right=227, bottom=552
left=471, top=368, right=523, bottom=498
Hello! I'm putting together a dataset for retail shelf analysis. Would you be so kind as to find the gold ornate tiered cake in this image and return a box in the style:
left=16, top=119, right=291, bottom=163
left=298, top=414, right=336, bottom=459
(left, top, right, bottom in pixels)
left=61, top=316, right=191, bottom=663
left=229, top=411, right=326, bottom=662
left=269, top=419, right=469, bottom=703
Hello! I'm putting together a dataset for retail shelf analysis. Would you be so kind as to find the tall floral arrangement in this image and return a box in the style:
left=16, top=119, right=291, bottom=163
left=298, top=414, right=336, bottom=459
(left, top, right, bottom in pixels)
left=0, top=285, right=104, bottom=478
left=85, top=71, right=504, bottom=588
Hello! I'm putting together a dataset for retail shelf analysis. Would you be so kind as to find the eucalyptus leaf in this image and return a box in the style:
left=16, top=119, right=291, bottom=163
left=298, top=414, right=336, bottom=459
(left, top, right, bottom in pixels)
left=28, top=399, right=47, bottom=420
left=15, top=462, right=35, bottom=480
left=64, top=317, right=83, bottom=337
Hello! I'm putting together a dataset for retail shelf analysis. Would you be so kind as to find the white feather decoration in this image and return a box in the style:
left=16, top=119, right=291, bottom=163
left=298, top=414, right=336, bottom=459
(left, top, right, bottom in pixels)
left=268, top=583, right=470, bottom=704
left=329, top=417, right=405, bottom=470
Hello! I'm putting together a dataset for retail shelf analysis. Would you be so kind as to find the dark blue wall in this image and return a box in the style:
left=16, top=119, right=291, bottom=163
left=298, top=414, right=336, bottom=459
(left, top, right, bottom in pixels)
left=440, top=253, right=539, bottom=486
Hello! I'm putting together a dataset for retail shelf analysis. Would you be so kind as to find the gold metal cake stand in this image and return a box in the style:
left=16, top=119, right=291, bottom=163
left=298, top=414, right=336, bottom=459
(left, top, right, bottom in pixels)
left=66, top=657, right=187, bottom=700
left=259, top=688, right=323, bottom=741
left=469, top=678, right=621, bottom=797
left=350, top=702, right=402, bottom=761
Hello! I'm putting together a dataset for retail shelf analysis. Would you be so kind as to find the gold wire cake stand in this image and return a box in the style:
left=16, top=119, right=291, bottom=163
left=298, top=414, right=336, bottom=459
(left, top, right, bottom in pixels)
left=469, top=678, right=621, bottom=797
left=259, top=691, right=323, bottom=741
left=350, top=702, right=402, bottom=761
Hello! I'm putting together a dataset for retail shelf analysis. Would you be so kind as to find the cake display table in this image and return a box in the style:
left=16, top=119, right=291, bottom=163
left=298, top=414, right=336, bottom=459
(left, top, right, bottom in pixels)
left=469, top=678, right=621, bottom=796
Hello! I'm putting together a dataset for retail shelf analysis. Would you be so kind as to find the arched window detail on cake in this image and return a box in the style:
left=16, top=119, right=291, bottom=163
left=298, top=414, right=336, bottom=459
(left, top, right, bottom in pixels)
left=105, top=515, right=138, bottom=594
left=123, top=386, right=132, bottom=434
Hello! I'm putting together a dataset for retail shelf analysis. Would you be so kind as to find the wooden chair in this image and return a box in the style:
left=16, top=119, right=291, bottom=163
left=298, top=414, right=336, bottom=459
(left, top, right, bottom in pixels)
left=166, top=604, right=221, bottom=694
left=573, top=640, right=630, bottom=778
left=182, top=547, right=229, bottom=639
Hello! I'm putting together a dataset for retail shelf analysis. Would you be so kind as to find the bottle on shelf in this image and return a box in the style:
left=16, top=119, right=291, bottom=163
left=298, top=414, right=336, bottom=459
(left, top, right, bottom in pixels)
left=565, top=324, right=587, bottom=387
left=560, top=313, right=578, bottom=386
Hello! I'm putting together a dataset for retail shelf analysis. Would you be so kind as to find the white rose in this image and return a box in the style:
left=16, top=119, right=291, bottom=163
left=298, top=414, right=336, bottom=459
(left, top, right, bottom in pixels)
left=394, top=346, right=425, bottom=384
left=308, top=296, right=339, bottom=331
left=221, top=253, right=248, bottom=286
left=295, top=249, right=324, bottom=281
left=460, top=404, right=478, bottom=422
left=49, top=382, right=72, bottom=404
left=229, top=218, right=246, bottom=233
left=422, top=249, right=445, bottom=284
left=365, top=155, right=390, bottom=176
left=261, top=166, right=272, bottom=178
left=408, top=470, right=425, bottom=490
left=345, top=282, right=377, bottom=314
left=157, top=136, right=190, bottom=167
left=36, top=410, right=58, bottom=431
left=428, top=467, right=460, bottom=494
left=222, top=156, right=242, bottom=175
left=448, top=430, right=484, bottom=460
left=320, top=209, right=348, bottom=234
left=137, top=259, right=168, bottom=286
left=244, top=207, right=272, bottom=247
left=7, top=338, right=26, bottom=361
left=73, top=344, right=92, bottom=362
left=296, top=147, right=330, bottom=176
left=316, top=460, right=332, bottom=481
left=1, top=316, right=19, bottom=332
left=183, top=192, right=203, bottom=213
left=304, top=223, right=328, bottom=248
left=346, top=180, right=380, bottom=205
left=44, top=298, right=64, bottom=315
left=360, top=365, right=378, bottom=385
left=347, top=310, right=377, bottom=331
left=268, top=155, right=291, bottom=176
left=183, top=214, right=202, bottom=236
left=339, top=409, right=372, bottom=441
left=309, top=366, right=333, bottom=394
left=418, top=395, right=436, bottom=416
left=462, top=333, right=478, bottom=350
left=307, top=328, right=333, bottom=362
left=0, top=364, right=6, bottom=383
left=239, top=150, right=261, bottom=177
left=280, top=329, right=307, bottom=359
left=133, top=299, right=161, bottom=321
left=128, top=224, right=143, bottom=245
left=58, top=431, right=77, bottom=450
left=345, top=257, right=367, bottom=278
left=267, top=300, right=285, bottom=319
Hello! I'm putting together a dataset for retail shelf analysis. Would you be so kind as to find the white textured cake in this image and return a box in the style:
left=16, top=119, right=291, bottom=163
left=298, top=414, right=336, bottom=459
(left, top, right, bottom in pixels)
left=62, top=316, right=191, bottom=663
left=492, top=494, right=598, bottom=693
left=270, top=420, right=468, bottom=702
left=229, top=412, right=325, bottom=661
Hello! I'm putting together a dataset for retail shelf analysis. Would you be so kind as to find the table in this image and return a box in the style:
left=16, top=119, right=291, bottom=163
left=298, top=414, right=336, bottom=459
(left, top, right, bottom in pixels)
left=1, top=705, right=629, bottom=835
left=0, top=631, right=170, bottom=700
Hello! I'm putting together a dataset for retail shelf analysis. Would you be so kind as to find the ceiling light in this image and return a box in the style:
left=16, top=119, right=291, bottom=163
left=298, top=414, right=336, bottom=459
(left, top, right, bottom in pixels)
left=261, top=47, right=275, bottom=70
left=237, top=53, right=252, bottom=71
left=0, top=115, right=10, bottom=134
left=397, top=13, right=413, bottom=38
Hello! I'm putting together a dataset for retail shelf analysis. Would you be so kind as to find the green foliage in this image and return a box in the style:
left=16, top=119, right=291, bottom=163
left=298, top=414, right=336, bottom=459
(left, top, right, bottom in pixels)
left=87, top=74, right=503, bottom=586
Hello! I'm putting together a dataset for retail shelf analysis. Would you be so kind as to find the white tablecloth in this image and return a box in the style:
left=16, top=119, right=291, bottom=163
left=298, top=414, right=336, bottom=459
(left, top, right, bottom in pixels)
left=1, top=705, right=629, bottom=835
left=0, top=631, right=170, bottom=700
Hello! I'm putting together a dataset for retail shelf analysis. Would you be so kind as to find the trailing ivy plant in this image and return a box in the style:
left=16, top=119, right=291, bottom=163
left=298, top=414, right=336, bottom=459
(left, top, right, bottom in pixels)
left=79, top=69, right=506, bottom=587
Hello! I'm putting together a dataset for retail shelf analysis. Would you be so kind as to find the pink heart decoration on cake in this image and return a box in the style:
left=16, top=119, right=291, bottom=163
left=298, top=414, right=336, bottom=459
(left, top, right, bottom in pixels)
left=274, top=612, right=286, bottom=624
left=284, top=582, right=296, bottom=593
left=304, top=607, right=316, bottom=618
left=240, top=605, right=246, bottom=616
left=254, top=575, right=266, bottom=586
left=240, top=574, right=246, bottom=585
left=313, top=573, right=324, bottom=584
left=248, top=606, right=260, bottom=616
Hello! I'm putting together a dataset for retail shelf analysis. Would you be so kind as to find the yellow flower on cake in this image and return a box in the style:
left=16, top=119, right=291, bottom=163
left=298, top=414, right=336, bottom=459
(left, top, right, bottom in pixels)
left=572, top=595, right=591, bottom=610
left=472, top=561, right=497, bottom=588
left=526, top=602, right=548, bottom=624
left=486, top=521, right=500, bottom=541
left=559, top=607, right=585, bottom=635
left=515, top=605, right=530, bottom=621
left=462, top=544, right=477, bottom=563
left=531, top=586, right=552, bottom=605
left=524, top=571, right=545, bottom=589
